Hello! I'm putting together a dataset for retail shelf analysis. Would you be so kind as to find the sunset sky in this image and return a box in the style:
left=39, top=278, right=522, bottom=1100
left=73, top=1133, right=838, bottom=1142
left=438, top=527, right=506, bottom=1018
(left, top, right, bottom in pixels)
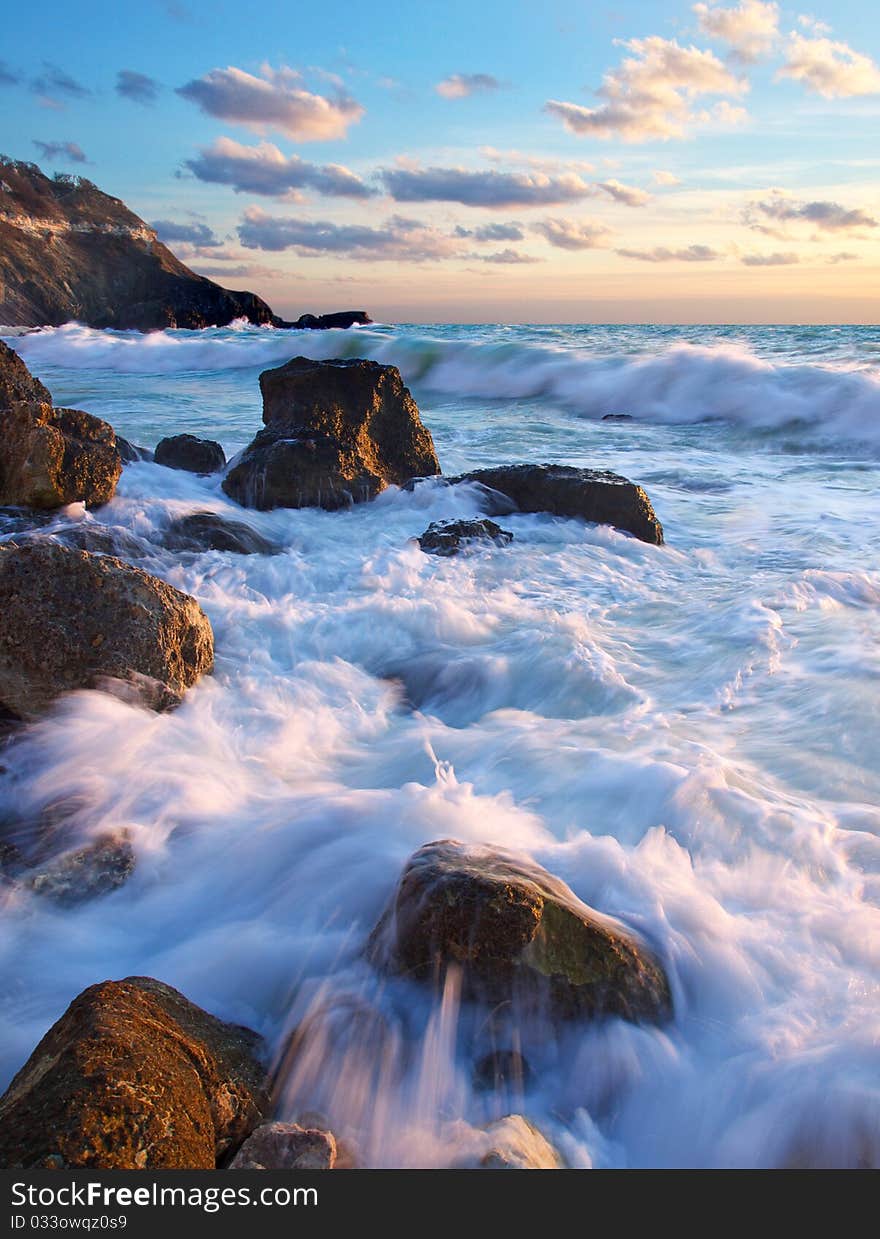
left=2, top=0, right=879, bottom=322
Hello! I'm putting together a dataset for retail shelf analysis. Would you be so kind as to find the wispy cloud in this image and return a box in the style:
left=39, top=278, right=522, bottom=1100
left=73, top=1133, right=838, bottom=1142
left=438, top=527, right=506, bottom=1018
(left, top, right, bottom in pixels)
left=380, top=165, right=594, bottom=207
left=116, top=70, right=160, bottom=105
left=33, top=139, right=88, bottom=164
left=455, top=222, right=525, bottom=241
left=545, top=36, right=747, bottom=142
left=532, top=218, right=614, bottom=250
left=30, top=63, right=92, bottom=106
left=741, top=250, right=800, bottom=264
left=826, top=250, right=858, bottom=263
left=616, top=244, right=720, bottom=261
left=478, top=248, right=541, bottom=264
left=743, top=191, right=878, bottom=235
left=436, top=72, right=501, bottom=99
left=177, top=64, right=364, bottom=140
left=0, top=62, right=20, bottom=87
left=596, top=178, right=651, bottom=206
left=238, top=208, right=463, bottom=261
left=184, top=137, right=375, bottom=199
left=653, top=170, right=681, bottom=185
left=777, top=32, right=880, bottom=97
left=693, top=1, right=780, bottom=63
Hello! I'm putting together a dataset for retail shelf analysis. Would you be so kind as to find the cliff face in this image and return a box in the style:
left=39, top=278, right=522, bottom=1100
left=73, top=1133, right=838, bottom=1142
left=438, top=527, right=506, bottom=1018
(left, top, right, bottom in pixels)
left=0, top=158, right=282, bottom=331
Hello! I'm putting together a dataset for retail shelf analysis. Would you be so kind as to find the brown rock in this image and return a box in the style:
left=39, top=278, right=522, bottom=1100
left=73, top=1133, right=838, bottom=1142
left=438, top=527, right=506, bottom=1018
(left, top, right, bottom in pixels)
left=0, top=541, right=214, bottom=717
left=0, top=340, right=51, bottom=407
left=229, top=1122, right=337, bottom=1170
left=222, top=356, right=440, bottom=510
left=155, top=434, right=226, bottom=475
left=478, top=1116, right=562, bottom=1169
left=367, top=839, right=672, bottom=1024
left=0, top=977, right=269, bottom=1169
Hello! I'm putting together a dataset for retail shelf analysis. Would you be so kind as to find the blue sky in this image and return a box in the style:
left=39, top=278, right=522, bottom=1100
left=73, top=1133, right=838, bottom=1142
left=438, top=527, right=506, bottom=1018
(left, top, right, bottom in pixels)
left=2, top=0, right=879, bottom=321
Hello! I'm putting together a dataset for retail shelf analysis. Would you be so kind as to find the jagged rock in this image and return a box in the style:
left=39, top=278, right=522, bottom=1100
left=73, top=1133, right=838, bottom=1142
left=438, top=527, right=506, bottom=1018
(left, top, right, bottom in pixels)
left=155, top=434, right=226, bottom=475
left=292, top=311, right=372, bottom=330
left=230, top=1122, right=337, bottom=1170
left=161, top=512, right=278, bottom=556
left=478, top=1116, right=562, bottom=1170
left=473, top=1050, right=532, bottom=1094
left=116, top=436, right=153, bottom=464
left=0, top=541, right=214, bottom=717
left=26, top=832, right=135, bottom=906
left=453, top=464, right=663, bottom=545
left=0, top=977, right=269, bottom=1168
left=367, top=839, right=672, bottom=1024
left=418, top=518, right=513, bottom=557
left=222, top=356, right=440, bottom=511
left=0, top=158, right=283, bottom=330
left=0, top=344, right=122, bottom=509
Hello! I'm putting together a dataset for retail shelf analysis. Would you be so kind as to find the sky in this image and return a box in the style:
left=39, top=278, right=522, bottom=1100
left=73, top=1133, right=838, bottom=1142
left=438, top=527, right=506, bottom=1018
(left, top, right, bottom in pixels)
left=1, top=0, right=879, bottom=322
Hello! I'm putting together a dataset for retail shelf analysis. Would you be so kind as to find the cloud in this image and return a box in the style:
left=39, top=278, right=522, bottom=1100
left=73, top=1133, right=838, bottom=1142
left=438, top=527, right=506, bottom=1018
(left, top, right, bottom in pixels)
left=741, top=250, right=800, bottom=264
left=177, top=64, right=364, bottom=140
left=545, top=36, right=747, bottom=142
left=380, top=165, right=594, bottom=207
left=596, top=178, right=651, bottom=206
left=31, top=64, right=92, bottom=103
left=480, top=147, right=595, bottom=174
left=436, top=73, right=501, bottom=99
left=238, top=207, right=463, bottom=261
left=743, top=191, right=878, bottom=235
left=32, top=140, right=88, bottom=164
left=616, top=244, right=720, bottom=261
left=532, top=218, right=613, bottom=250
left=0, top=62, right=20, bottom=87
left=151, top=219, right=222, bottom=247
left=455, top=222, right=525, bottom=241
left=797, top=15, right=831, bottom=35
left=777, top=33, right=880, bottom=97
left=653, top=169, right=681, bottom=185
left=826, top=251, right=858, bottom=263
left=478, top=248, right=541, bottom=264
left=693, top=1, right=779, bottom=63
left=184, top=137, right=375, bottom=199
left=116, top=70, right=160, bottom=105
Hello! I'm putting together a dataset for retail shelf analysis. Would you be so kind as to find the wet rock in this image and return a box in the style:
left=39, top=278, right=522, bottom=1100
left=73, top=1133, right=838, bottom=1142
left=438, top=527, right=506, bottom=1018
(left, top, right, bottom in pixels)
left=454, top=464, right=663, bottom=545
left=0, top=976, right=269, bottom=1168
left=478, top=1116, right=561, bottom=1170
left=368, top=839, right=672, bottom=1024
left=155, top=434, right=226, bottom=475
left=162, top=512, right=278, bottom=556
left=230, top=1122, right=337, bottom=1170
left=0, top=340, right=51, bottom=407
left=292, top=310, right=372, bottom=330
left=116, top=436, right=153, bottom=464
left=26, top=832, right=135, bottom=906
left=418, top=518, right=513, bottom=557
left=602, top=414, right=634, bottom=422
left=19, top=524, right=151, bottom=559
left=473, top=1050, right=532, bottom=1094
left=0, top=541, right=214, bottom=718
left=223, top=356, right=440, bottom=511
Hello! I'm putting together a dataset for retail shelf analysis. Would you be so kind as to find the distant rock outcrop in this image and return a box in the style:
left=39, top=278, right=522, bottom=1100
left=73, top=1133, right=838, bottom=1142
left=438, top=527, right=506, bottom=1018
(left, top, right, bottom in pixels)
left=0, top=158, right=281, bottom=330
left=292, top=311, right=372, bottom=330
left=223, top=356, right=440, bottom=510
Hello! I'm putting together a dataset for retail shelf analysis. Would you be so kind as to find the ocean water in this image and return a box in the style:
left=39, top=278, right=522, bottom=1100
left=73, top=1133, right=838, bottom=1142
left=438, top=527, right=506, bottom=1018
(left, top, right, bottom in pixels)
left=1, top=320, right=879, bottom=1168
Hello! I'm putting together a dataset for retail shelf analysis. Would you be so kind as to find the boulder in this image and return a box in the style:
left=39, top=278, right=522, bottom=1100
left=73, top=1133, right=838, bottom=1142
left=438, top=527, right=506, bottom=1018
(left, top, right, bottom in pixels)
left=0, top=542, right=214, bottom=717
left=116, top=436, right=153, bottom=464
left=292, top=311, right=372, bottom=330
left=229, top=1122, right=337, bottom=1170
left=20, top=524, right=151, bottom=559
left=161, top=512, right=278, bottom=556
left=478, top=1116, right=561, bottom=1170
left=155, top=434, right=226, bottom=475
left=418, top=518, right=513, bottom=557
left=367, top=839, right=672, bottom=1024
left=0, top=340, right=51, bottom=407
left=222, top=356, right=440, bottom=511
left=455, top=464, right=663, bottom=545
left=26, top=832, right=135, bottom=906
left=0, top=977, right=269, bottom=1168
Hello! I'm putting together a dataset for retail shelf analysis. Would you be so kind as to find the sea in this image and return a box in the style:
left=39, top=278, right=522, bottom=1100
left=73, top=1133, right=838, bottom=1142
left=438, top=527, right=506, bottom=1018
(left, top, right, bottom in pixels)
left=1, top=320, right=879, bottom=1168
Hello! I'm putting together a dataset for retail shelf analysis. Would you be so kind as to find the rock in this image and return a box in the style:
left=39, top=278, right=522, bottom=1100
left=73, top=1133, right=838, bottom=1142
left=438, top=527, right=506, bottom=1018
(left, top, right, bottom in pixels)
left=20, top=524, right=151, bottom=559
left=161, top=512, right=278, bottom=556
left=478, top=1116, right=561, bottom=1170
left=222, top=356, right=440, bottom=511
left=26, top=832, right=135, bottom=906
left=418, top=518, right=513, bottom=557
left=0, top=344, right=122, bottom=510
left=292, top=311, right=372, bottom=330
left=602, top=414, right=634, bottom=422
left=367, top=839, right=672, bottom=1024
left=0, top=976, right=269, bottom=1168
left=473, top=1050, right=532, bottom=1094
left=0, top=157, right=284, bottom=330
left=454, top=464, right=663, bottom=545
left=155, top=434, right=226, bottom=475
left=116, top=436, right=153, bottom=464
left=0, top=541, right=214, bottom=717
left=229, top=1122, right=337, bottom=1170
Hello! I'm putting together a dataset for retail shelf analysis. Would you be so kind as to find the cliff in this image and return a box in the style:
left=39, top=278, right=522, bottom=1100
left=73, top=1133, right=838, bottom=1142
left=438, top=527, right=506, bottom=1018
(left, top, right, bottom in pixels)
left=0, top=157, right=282, bottom=331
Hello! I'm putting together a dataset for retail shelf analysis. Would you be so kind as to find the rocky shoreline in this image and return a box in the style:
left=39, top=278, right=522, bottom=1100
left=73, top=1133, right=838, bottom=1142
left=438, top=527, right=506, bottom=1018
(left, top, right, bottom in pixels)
left=0, top=336, right=669, bottom=1170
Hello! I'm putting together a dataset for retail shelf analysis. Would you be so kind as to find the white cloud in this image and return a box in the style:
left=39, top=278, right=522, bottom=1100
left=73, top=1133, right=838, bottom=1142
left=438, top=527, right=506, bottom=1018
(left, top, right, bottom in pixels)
left=616, top=244, right=720, bottom=261
left=741, top=250, right=800, bottom=264
left=436, top=73, right=501, bottom=99
left=653, top=169, right=681, bottom=185
left=380, top=165, right=595, bottom=207
left=694, top=1, right=779, bottom=63
left=596, top=178, right=651, bottom=206
left=184, top=137, right=374, bottom=199
left=532, top=218, right=613, bottom=250
left=777, top=32, right=880, bottom=98
left=545, top=36, right=748, bottom=142
left=177, top=65, right=364, bottom=140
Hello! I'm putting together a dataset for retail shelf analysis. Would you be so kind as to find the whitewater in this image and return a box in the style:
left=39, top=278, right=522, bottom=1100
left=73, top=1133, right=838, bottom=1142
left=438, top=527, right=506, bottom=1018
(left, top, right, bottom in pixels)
left=1, top=320, right=879, bottom=1169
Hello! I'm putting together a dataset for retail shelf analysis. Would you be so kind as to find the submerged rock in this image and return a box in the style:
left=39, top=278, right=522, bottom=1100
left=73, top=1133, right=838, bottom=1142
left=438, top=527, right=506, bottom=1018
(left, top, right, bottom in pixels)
left=418, top=518, right=513, bottom=557
left=478, top=1116, right=562, bottom=1170
left=0, top=542, right=214, bottom=717
left=115, top=436, right=153, bottom=464
left=230, top=1122, right=337, bottom=1170
left=368, top=839, right=672, bottom=1024
left=453, top=464, right=663, bottom=545
left=222, top=356, right=440, bottom=511
left=19, top=523, right=151, bottom=559
left=162, top=512, right=278, bottom=556
left=155, top=434, right=226, bottom=475
left=26, top=832, right=135, bottom=906
left=0, top=977, right=269, bottom=1168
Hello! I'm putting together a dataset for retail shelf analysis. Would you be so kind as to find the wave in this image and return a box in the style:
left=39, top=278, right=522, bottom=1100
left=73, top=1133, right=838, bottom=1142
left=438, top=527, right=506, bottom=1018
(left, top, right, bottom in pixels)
left=6, top=320, right=880, bottom=446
